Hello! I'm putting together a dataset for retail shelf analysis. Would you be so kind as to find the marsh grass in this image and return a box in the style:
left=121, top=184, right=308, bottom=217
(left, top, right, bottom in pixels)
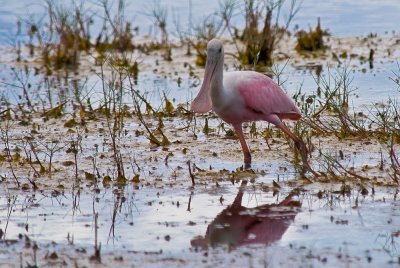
left=25, top=0, right=91, bottom=70
left=143, top=0, right=172, bottom=61
left=289, top=65, right=400, bottom=180
left=389, top=135, right=400, bottom=184
left=95, top=0, right=136, bottom=53
left=319, top=151, right=369, bottom=181
left=96, top=55, right=128, bottom=182
left=295, top=18, right=329, bottom=53
left=390, top=62, right=400, bottom=89
left=0, top=0, right=399, bottom=189
left=369, top=98, right=400, bottom=140
left=191, top=14, right=222, bottom=66
left=218, top=0, right=300, bottom=67
left=294, top=66, right=369, bottom=139
left=22, top=0, right=137, bottom=71
left=0, top=119, right=20, bottom=187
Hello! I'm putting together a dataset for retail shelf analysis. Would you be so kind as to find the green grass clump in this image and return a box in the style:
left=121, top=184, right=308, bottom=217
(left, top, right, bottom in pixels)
left=296, top=18, right=329, bottom=52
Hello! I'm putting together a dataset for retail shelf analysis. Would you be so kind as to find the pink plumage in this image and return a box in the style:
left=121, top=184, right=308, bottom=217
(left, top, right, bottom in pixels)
left=227, top=71, right=300, bottom=123
left=191, top=39, right=314, bottom=173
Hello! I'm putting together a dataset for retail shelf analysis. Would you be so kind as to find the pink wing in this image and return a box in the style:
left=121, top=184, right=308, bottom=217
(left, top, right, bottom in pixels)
left=237, top=71, right=301, bottom=120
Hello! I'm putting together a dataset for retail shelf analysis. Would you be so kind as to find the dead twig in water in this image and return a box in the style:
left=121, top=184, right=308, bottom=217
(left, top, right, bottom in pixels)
left=187, top=160, right=195, bottom=186
left=21, top=140, right=40, bottom=177
left=90, top=212, right=101, bottom=262
left=37, top=138, right=66, bottom=178
left=3, top=194, right=17, bottom=238
left=389, top=135, right=400, bottom=184
left=0, top=121, right=20, bottom=187
left=187, top=192, right=193, bottom=212
left=24, top=135, right=46, bottom=173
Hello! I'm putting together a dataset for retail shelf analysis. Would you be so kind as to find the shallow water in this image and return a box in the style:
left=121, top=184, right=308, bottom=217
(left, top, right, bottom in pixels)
left=1, top=181, right=399, bottom=266
left=1, top=59, right=397, bottom=115
left=1, top=0, right=400, bottom=43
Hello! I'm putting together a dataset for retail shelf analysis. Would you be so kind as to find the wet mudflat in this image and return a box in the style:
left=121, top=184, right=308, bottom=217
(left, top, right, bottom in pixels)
left=0, top=108, right=399, bottom=267
left=0, top=0, right=400, bottom=267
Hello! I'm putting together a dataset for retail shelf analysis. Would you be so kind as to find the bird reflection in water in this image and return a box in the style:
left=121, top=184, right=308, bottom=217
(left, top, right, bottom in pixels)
left=191, top=181, right=301, bottom=249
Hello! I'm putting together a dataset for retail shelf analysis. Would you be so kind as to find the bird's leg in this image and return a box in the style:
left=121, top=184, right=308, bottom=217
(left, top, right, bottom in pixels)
left=233, top=124, right=252, bottom=169
left=232, top=180, right=248, bottom=208
left=277, top=123, right=318, bottom=176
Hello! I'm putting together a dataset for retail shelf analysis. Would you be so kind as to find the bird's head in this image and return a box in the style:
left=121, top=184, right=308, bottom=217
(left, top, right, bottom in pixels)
left=190, top=39, right=224, bottom=113
left=206, top=39, right=224, bottom=65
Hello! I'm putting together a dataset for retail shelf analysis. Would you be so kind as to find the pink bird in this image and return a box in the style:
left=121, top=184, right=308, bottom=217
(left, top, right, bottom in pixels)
left=191, top=39, right=313, bottom=172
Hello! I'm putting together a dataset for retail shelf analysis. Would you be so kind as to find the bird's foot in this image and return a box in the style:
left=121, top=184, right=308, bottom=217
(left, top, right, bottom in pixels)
left=244, top=162, right=252, bottom=170
left=295, top=140, right=319, bottom=177
left=244, top=154, right=252, bottom=170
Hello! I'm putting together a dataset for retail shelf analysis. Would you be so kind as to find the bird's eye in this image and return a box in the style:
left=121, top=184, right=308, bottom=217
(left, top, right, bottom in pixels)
left=218, top=48, right=222, bottom=53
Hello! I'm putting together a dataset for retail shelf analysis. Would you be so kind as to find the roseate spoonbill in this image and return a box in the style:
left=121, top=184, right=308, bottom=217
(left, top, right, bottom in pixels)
left=191, top=39, right=313, bottom=172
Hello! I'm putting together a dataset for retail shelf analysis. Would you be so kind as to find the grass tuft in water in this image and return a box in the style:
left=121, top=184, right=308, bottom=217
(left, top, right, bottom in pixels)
left=295, top=18, right=329, bottom=53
